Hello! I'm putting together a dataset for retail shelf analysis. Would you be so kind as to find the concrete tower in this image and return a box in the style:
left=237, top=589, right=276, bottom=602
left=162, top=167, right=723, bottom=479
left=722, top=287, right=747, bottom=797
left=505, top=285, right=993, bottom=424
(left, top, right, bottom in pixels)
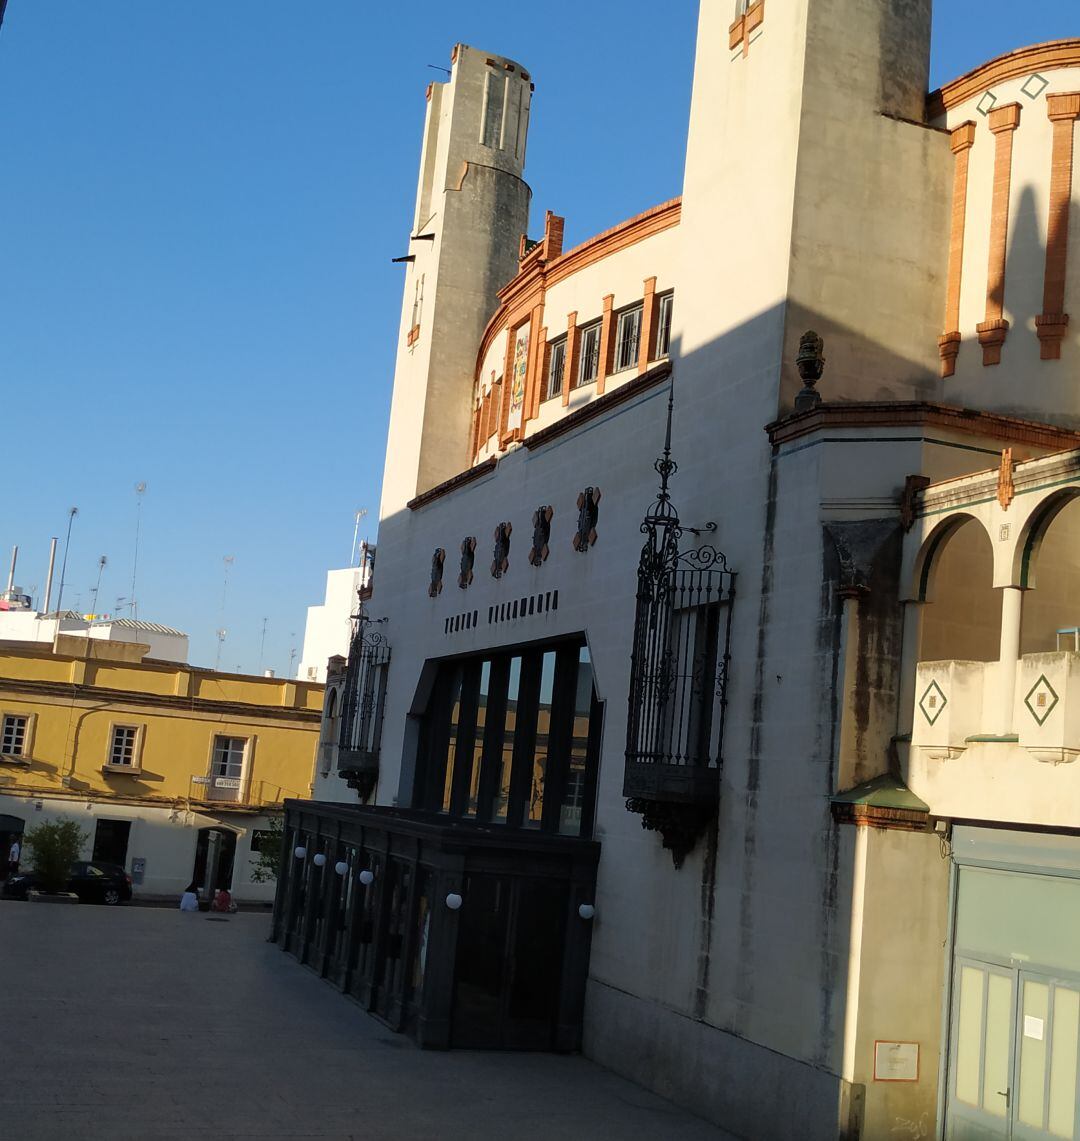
left=675, top=0, right=948, bottom=418
left=380, top=45, right=533, bottom=517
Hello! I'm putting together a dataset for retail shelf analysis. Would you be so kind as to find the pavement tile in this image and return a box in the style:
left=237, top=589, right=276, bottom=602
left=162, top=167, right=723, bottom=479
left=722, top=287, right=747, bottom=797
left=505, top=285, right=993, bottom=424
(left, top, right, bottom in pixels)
left=0, top=902, right=736, bottom=1140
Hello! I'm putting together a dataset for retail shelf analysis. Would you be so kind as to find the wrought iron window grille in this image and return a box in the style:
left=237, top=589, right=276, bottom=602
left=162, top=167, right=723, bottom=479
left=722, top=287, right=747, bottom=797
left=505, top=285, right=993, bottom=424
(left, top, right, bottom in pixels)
left=337, top=601, right=391, bottom=802
left=624, top=389, right=736, bottom=867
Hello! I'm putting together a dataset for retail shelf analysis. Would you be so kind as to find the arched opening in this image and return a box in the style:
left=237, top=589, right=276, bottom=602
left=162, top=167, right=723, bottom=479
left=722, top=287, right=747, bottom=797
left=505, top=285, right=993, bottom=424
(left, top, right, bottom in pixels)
left=0, top=813, right=25, bottom=881
left=918, top=516, right=1001, bottom=662
left=191, top=827, right=237, bottom=897
left=325, top=688, right=337, bottom=721
left=1019, top=491, right=1080, bottom=655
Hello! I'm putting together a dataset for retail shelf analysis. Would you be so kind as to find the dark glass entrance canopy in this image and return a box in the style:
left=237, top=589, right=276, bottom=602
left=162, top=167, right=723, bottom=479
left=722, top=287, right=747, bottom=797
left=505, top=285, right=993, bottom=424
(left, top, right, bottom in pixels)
left=271, top=799, right=599, bottom=1051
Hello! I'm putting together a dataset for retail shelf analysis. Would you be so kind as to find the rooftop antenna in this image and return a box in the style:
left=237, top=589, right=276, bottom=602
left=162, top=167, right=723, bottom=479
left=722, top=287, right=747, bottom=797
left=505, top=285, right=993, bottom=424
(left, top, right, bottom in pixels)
left=42, top=537, right=58, bottom=615
left=288, top=632, right=297, bottom=679
left=5, top=544, right=16, bottom=594
left=54, top=507, right=79, bottom=617
left=215, top=628, right=227, bottom=671
left=89, top=555, right=107, bottom=618
left=220, top=555, right=235, bottom=621
left=257, top=616, right=268, bottom=675
left=130, top=482, right=147, bottom=638
left=350, top=509, right=368, bottom=567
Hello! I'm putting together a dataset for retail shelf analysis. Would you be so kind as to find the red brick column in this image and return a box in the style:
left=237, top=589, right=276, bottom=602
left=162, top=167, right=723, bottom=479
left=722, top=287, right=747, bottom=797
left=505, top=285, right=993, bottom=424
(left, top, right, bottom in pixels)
left=562, top=311, right=578, bottom=408
left=639, top=277, right=658, bottom=374
left=939, top=121, right=976, bottom=377
left=1037, top=93, right=1080, bottom=360
left=977, top=103, right=1021, bottom=366
left=597, top=294, right=615, bottom=395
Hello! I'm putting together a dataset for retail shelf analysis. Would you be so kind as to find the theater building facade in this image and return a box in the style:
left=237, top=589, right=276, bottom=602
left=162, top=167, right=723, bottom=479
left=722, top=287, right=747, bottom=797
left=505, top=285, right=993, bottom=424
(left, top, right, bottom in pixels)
left=272, top=7, right=1080, bottom=1139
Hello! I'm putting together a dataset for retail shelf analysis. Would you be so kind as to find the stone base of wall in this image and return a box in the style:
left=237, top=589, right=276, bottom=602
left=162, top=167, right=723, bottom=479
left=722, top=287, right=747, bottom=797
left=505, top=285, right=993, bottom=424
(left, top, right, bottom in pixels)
left=583, top=977, right=852, bottom=1141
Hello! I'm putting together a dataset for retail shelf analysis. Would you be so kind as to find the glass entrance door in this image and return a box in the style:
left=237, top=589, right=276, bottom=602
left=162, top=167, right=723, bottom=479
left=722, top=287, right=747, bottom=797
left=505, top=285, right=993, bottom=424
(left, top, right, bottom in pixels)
left=947, top=960, right=1080, bottom=1140
left=451, top=873, right=568, bottom=1049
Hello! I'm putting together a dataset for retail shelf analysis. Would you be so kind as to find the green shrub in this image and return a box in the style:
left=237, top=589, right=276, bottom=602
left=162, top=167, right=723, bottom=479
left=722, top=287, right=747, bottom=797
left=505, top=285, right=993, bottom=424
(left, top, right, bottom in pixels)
left=24, top=818, right=88, bottom=893
left=249, top=814, right=284, bottom=885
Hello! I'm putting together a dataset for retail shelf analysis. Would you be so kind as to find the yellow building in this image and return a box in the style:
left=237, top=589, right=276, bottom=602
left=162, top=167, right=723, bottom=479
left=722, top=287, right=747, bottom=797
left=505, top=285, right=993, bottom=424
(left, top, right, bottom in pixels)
left=0, top=634, right=323, bottom=902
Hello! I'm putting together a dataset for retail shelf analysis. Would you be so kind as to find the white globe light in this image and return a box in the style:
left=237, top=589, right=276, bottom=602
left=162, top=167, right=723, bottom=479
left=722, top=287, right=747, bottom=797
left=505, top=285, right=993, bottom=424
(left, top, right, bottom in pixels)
left=313, top=853, right=327, bottom=867
left=293, top=846, right=307, bottom=860
left=578, top=903, right=596, bottom=921
left=334, top=861, right=349, bottom=876
left=445, top=892, right=463, bottom=911
left=358, top=869, right=375, bottom=886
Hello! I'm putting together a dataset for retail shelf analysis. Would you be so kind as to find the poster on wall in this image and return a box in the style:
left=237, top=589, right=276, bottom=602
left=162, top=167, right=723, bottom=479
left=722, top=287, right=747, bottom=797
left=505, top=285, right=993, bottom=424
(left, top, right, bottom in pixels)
left=507, top=324, right=530, bottom=433
left=873, top=1041, right=920, bottom=1082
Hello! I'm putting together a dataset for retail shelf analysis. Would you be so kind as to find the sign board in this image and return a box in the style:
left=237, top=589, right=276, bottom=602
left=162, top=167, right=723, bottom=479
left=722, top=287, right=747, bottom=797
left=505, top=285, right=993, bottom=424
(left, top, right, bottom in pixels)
left=874, top=1041, right=920, bottom=1082
left=191, top=776, right=210, bottom=785
left=214, top=777, right=242, bottom=790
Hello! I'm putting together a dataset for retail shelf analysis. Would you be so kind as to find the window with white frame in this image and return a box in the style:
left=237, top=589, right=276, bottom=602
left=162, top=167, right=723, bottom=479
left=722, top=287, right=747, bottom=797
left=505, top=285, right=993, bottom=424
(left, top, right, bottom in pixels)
left=546, top=336, right=567, bottom=400
left=212, top=736, right=247, bottom=780
left=107, top=725, right=140, bottom=768
left=0, top=714, right=28, bottom=758
left=614, top=305, right=643, bottom=373
left=656, top=293, right=674, bottom=358
left=577, top=321, right=602, bottom=387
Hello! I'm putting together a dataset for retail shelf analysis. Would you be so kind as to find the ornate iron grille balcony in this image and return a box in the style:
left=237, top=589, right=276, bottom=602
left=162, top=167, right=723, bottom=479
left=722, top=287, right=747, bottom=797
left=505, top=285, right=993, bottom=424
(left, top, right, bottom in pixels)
left=624, top=393, right=735, bottom=867
left=337, top=617, right=390, bottom=801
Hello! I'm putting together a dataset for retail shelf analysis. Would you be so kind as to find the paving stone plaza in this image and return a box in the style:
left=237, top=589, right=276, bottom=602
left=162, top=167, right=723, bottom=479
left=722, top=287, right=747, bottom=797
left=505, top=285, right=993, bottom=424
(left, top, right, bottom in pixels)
left=0, top=904, right=735, bottom=1140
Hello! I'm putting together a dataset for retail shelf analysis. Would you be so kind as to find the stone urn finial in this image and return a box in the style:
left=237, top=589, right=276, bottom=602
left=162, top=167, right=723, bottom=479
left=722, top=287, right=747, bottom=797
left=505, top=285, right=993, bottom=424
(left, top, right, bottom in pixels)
left=795, top=330, right=825, bottom=412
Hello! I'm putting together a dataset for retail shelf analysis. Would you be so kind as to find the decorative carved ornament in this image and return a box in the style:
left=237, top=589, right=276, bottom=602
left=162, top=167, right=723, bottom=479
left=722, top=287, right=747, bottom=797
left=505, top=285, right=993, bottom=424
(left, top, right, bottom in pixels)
left=573, top=488, right=601, bottom=552
left=625, top=798, right=716, bottom=870
left=998, top=448, right=1015, bottom=510
left=458, top=537, right=476, bottom=590
left=900, top=475, right=931, bottom=532
left=428, top=549, right=445, bottom=598
left=529, top=506, right=553, bottom=566
left=794, top=329, right=825, bottom=413
left=491, top=522, right=512, bottom=579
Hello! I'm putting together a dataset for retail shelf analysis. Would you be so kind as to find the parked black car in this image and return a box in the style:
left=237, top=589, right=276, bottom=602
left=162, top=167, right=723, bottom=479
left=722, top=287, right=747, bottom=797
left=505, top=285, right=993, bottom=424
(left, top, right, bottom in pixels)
left=2, top=860, right=133, bottom=904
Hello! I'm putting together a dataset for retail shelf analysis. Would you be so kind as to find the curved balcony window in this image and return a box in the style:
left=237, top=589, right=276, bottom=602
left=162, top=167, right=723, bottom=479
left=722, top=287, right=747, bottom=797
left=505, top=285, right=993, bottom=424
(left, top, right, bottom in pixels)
left=413, top=639, right=601, bottom=838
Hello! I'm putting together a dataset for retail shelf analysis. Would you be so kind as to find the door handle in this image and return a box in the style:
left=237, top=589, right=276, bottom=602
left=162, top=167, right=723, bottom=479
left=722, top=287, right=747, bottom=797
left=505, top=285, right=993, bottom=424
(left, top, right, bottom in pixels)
left=997, top=1089, right=1011, bottom=1108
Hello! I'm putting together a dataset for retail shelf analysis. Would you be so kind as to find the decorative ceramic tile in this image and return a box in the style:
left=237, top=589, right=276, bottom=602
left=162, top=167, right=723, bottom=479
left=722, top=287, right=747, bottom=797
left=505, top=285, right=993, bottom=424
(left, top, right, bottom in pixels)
left=1025, top=675, right=1059, bottom=726
left=977, top=91, right=998, bottom=117
left=1021, top=73, right=1050, bottom=101
left=919, top=680, right=948, bottom=726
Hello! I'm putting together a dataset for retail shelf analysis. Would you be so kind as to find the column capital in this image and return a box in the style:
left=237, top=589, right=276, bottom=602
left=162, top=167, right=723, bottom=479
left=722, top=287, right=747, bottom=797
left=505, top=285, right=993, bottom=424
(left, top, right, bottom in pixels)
left=1048, top=92, right=1080, bottom=123
left=950, top=121, right=977, bottom=153
left=989, top=103, right=1022, bottom=134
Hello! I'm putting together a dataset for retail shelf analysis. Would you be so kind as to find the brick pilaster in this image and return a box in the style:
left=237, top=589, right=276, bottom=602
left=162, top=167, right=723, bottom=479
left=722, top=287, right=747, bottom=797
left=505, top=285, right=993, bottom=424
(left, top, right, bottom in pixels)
left=639, top=277, right=658, bottom=374
left=939, top=121, right=976, bottom=377
left=1037, top=93, right=1080, bottom=360
left=597, top=294, right=615, bottom=395
left=562, top=311, right=578, bottom=408
left=977, top=103, right=1021, bottom=366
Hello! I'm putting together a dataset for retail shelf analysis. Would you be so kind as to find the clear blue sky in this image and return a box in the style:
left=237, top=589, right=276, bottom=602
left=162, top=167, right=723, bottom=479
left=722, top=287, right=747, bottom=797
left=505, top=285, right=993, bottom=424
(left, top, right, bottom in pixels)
left=0, top=2, right=1074, bottom=673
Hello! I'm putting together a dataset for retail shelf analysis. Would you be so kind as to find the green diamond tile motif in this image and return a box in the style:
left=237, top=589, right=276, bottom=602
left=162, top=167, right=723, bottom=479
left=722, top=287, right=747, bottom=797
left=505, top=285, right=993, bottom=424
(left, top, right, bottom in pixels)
left=1025, top=675, right=1059, bottom=727
left=920, top=679, right=948, bottom=726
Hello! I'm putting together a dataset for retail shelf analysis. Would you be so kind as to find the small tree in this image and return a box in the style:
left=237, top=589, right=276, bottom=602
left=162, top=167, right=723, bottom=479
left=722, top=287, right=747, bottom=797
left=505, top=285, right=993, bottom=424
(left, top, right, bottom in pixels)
left=24, top=818, right=88, bottom=893
left=249, top=814, right=284, bottom=885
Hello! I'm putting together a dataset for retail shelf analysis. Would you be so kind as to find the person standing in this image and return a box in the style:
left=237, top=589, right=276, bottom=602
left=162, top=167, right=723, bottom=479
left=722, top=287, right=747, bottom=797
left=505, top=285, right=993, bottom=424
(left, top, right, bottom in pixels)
left=8, top=836, right=21, bottom=880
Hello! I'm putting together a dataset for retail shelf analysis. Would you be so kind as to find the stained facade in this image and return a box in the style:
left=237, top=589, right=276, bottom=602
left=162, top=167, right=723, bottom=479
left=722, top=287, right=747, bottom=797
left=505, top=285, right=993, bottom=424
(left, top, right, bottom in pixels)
left=274, top=10, right=1080, bottom=1140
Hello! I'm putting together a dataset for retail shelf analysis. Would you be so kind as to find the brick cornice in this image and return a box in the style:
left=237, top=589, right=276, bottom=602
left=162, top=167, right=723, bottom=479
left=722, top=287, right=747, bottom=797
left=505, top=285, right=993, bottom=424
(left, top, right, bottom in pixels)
left=475, top=199, right=681, bottom=378
left=950, top=121, right=977, bottom=152
left=928, top=39, right=1080, bottom=118
left=1048, top=92, right=1080, bottom=122
left=766, top=401, right=1080, bottom=452
left=988, top=102, right=1022, bottom=134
